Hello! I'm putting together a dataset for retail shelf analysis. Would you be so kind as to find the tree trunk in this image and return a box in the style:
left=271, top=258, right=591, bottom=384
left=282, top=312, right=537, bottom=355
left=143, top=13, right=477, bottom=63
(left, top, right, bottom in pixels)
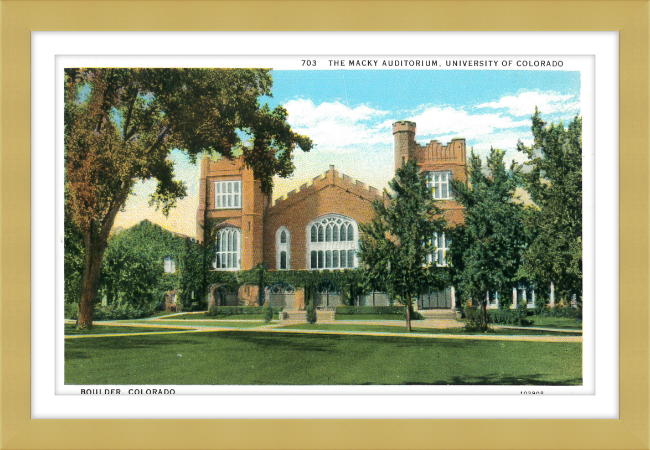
left=406, top=298, right=412, bottom=332
left=481, top=297, right=488, bottom=330
left=77, top=235, right=107, bottom=329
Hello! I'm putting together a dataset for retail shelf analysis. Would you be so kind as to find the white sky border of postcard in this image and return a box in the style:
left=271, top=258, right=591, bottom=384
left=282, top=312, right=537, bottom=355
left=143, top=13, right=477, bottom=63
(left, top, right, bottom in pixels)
left=32, top=31, right=617, bottom=419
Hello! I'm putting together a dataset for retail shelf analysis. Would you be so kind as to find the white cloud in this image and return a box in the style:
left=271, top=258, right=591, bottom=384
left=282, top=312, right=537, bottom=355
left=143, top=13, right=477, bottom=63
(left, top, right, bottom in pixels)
left=284, top=99, right=391, bottom=151
left=476, top=90, right=579, bottom=117
left=399, top=106, right=529, bottom=142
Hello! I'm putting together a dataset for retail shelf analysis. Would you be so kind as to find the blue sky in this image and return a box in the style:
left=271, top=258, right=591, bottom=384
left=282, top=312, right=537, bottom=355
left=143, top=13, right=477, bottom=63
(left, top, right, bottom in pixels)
left=113, top=69, right=581, bottom=237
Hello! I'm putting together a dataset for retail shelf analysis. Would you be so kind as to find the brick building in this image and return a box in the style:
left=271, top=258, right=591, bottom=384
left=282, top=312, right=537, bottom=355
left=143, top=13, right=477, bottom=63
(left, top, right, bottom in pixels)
left=196, top=121, right=467, bottom=308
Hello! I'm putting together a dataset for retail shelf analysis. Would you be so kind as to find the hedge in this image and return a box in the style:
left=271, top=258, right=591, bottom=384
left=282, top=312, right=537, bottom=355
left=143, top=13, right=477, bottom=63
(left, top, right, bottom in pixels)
left=206, top=306, right=282, bottom=316
left=65, top=303, right=156, bottom=321
left=536, top=306, right=582, bottom=319
left=486, top=309, right=532, bottom=326
left=335, top=305, right=423, bottom=320
left=336, top=306, right=405, bottom=315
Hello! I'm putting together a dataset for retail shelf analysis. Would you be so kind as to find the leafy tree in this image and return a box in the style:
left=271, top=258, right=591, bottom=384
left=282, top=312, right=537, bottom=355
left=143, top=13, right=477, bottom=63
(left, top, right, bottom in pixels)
left=444, top=224, right=470, bottom=310
left=450, top=149, right=527, bottom=329
left=517, top=109, right=582, bottom=302
left=64, top=211, right=85, bottom=307
left=358, top=161, right=446, bottom=331
left=65, top=68, right=312, bottom=328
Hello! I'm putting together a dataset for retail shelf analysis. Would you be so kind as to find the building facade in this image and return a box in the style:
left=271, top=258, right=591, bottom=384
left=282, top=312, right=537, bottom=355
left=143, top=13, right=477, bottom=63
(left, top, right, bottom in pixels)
left=196, top=121, right=468, bottom=308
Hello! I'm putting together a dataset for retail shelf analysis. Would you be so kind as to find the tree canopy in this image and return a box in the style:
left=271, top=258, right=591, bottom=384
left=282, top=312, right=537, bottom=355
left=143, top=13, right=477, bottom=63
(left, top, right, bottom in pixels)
left=65, top=68, right=312, bottom=328
left=358, top=161, right=446, bottom=331
left=450, top=148, right=527, bottom=327
left=517, top=109, right=582, bottom=301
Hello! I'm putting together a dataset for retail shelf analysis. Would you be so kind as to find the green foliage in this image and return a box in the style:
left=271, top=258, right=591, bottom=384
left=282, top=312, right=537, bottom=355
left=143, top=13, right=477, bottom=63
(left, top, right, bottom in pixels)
left=359, top=161, right=447, bottom=311
left=65, top=302, right=79, bottom=320
left=94, top=304, right=156, bottom=320
left=64, top=216, right=85, bottom=305
left=537, top=306, right=582, bottom=320
left=404, top=308, right=424, bottom=321
left=238, top=264, right=269, bottom=306
left=99, top=220, right=183, bottom=310
left=178, top=235, right=209, bottom=309
left=263, top=303, right=274, bottom=323
left=517, top=109, right=582, bottom=301
left=451, top=148, right=527, bottom=326
left=336, top=306, right=405, bottom=315
left=487, top=309, right=533, bottom=326
left=238, top=268, right=368, bottom=306
left=206, top=306, right=281, bottom=317
left=66, top=302, right=155, bottom=321
left=464, top=307, right=489, bottom=332
left=306, top=305, right=317, bottom=324
left=65, top=68, right=312, bottom=326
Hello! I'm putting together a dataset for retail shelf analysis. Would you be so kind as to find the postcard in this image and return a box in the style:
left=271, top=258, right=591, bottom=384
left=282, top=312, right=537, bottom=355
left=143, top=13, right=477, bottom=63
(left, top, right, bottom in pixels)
left=31, top=31, right=617, bottom=419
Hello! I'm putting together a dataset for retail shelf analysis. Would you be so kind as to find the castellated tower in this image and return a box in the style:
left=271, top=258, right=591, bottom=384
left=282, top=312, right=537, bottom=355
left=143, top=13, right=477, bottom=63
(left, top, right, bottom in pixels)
left=392, top=120, right=417, bottom=170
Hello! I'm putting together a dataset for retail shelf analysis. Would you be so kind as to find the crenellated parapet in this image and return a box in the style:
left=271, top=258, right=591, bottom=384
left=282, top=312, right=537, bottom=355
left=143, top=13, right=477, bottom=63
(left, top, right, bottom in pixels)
left=269, top=165, right=384, bottom=215
left=415, top=137, right=466, bottom=165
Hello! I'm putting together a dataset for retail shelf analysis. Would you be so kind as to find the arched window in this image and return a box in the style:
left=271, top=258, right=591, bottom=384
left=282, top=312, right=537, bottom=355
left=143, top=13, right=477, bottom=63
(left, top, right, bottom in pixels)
left=214, top=227, right=240, bottom=271
left=276, top=227, right=291, bottom=270
left=307, top=215, right=358, bottom=270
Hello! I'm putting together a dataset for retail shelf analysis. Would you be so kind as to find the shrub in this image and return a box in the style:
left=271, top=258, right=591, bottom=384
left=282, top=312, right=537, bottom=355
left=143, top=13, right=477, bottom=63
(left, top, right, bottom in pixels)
left=464, top=307, right=489, bottom=332
left=186, top=302, right=204, bottom=312
left=206, top=306, right=282, bottom=317
left=263, top=303, right=274, bottom=323
left=487, top=309, right=532, bottom=326
left=404, top=307, right=424, bottom=321
left=93, top=303, right=156, bottom=321
left=336, top=306, right=406, bottom=316
left=536, top=305, right=582, bottom=320
left=306, top=305, right=317, bottom=324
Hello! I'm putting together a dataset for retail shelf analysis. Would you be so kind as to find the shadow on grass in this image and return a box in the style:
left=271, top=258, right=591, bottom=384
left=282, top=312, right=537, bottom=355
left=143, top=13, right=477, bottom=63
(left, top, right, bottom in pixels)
left=65, top=334, right=206, bottom=351
left=418, top=373, right=582, bottom=386
left=221, top=331, right=339, bottom=353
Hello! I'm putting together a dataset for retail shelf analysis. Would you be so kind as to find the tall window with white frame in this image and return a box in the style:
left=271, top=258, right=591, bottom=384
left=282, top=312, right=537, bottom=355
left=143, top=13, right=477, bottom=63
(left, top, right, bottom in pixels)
left=163, top=256, right=176, bottom=274
left=214, top=227, right=241, bottom=270
left=426, top=232, right=450, bottom=266
left=214, top=180, right=242, bottom=209
left=427, top=171, right=452, bottom=200
left=307, top=215, right=358, bottom=270
left=276, top=227, right=291, bottom=270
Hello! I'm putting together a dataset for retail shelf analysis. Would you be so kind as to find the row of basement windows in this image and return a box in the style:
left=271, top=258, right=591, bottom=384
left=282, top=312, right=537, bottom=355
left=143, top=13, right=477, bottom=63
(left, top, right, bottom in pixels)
left=213, top=171, right=451, bottom=211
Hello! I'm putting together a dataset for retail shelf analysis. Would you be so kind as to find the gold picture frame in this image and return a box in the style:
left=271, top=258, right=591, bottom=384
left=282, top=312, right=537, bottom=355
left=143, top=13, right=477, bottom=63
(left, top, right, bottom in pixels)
left=2, top=1, right=647, bottom=449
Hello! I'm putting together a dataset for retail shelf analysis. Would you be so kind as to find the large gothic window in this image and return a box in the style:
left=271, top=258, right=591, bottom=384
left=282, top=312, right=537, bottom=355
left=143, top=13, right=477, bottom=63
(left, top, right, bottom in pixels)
left=214, top=227, right=240, bottom=271
left=307, top=215, right=358, bottom=270
left=276, top=226, right=291, bottom=270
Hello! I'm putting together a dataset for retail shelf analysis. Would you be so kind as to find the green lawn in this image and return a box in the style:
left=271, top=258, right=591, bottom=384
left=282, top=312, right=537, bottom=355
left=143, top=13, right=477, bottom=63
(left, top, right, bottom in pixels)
left=65, top=330, right=582, bottom=385
left=119, top=320, right=268, bottom=329
left=157, top=313, right=275, bottom=321
left=64, top=324, right=189, bottom=335
left=278, top=323, right=582, bottom=336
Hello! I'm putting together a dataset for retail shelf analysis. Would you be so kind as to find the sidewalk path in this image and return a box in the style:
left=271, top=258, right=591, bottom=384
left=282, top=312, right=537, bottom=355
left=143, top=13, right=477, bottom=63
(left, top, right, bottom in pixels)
left=64, top=319, right=581, bottom=343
